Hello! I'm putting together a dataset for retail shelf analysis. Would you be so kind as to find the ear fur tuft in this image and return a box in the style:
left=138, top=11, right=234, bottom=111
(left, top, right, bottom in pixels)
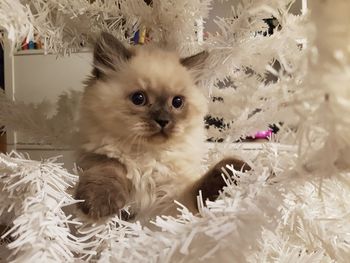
left=180, top=51, right=209, bottom=82
left=93, top=32, right=132, bottom=78
left=180, top=51, right=209, bottom=70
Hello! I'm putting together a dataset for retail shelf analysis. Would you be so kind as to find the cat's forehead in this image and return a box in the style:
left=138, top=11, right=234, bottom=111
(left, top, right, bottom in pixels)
left=127, top=49, right=193, bottom=94
left=140, top=82, right=185, bottom=99
left=135, top=76, right=187, bottom=96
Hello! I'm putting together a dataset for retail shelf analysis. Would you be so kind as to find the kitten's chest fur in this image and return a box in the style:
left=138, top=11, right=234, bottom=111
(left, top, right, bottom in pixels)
left=82, top=130, right=207, bottom=219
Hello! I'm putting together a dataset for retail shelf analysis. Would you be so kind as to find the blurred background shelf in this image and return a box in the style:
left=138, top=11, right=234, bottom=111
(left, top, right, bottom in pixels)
left=14, top=48, right=91, bottom=56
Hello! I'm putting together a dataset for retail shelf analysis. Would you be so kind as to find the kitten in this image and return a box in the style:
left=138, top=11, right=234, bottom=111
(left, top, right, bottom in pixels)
left=75, top=32, right=250, bottom=222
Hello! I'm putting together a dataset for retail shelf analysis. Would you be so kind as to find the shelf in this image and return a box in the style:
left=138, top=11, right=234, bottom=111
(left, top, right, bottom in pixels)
left=14, top=49, right=47, bottom=56
left=14, top=48, right=92, bottom=56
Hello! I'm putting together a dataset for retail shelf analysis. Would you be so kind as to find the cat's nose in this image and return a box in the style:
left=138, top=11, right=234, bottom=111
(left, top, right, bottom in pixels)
left=155, top=119, right=170, bottom=128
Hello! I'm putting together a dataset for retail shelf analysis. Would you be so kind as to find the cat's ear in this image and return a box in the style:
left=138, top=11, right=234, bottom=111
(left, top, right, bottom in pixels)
left=93, top=32, right=132, bottom=78
left=180, top=51, right=208, bottom=69
left=180, top=51, right=209, bottom=82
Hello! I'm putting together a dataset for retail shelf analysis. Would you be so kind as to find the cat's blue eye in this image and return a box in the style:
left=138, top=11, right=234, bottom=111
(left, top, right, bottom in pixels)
left=131, top=91, right=147, bottom=106
left=172, top=96, right=184, bottom=109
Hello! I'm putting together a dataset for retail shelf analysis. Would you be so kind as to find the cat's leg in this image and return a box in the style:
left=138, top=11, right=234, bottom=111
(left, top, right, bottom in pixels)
left=75, top=153, right=131, bottom=220
left=181, top=158, right=251, bottom=212
left=195, top=158, right=251, bottom=203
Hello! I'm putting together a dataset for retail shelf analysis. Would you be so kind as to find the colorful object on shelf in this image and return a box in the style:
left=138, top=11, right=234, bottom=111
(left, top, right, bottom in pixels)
left=36, top=39, right=42, bottom=49
left=139, top=26, right=147, bottom=44
left=21, top=39, right=28, bottom=50
left=132, top=26, right=150, bottom=45
left=28, top=40, right=35, bottom=49
left=19, top=35, right=43, bottom=51
left=253, top=129, right=273, bottom=139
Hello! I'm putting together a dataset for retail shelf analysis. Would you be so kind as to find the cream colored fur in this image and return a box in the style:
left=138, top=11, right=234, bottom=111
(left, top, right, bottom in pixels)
left=78, top=46, right=208, bottom=220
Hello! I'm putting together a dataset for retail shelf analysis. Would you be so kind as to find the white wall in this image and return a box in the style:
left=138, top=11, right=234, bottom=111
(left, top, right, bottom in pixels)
left=4, top=50, right=92, bottom=146
left=3, top=45, right=92, bottom=168
left=13, top=52, right=92, bottom=105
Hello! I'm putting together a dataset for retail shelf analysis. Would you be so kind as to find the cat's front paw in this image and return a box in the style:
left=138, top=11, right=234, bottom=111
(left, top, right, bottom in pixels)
left=198, top=157, right=251, bottom=202
left=75, top=175, right=128, bottom=220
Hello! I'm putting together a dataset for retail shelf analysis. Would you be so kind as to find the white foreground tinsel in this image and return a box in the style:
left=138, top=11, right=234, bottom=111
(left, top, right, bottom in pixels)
left=1, top=0, right=350, bottom=262
left=0, top=152, right=84, bottom=262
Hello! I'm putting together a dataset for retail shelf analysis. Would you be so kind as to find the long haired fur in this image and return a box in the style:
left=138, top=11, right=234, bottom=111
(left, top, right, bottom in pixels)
left=76, top=32, right=210, bottom=221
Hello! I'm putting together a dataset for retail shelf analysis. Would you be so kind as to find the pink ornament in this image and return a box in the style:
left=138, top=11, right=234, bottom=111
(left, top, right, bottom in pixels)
left=253, top=129, right=273, bottom=139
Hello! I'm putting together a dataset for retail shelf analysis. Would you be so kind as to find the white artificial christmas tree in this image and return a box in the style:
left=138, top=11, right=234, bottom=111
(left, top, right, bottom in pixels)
left=0, top=0, right=307, bottom=144
left=0, top=0, right=350, bottom=262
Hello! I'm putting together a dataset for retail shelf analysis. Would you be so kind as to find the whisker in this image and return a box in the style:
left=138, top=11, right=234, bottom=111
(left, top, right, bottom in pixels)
left=133, top=134, right=142, bottom=156
left=131, top=122, right=151, bottom=134
left=129, top=134, right=141, bottom=149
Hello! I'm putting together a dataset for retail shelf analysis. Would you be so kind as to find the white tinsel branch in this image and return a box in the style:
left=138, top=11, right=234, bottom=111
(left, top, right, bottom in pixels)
left=0, top=152, right=90, bottom=262
left=291, top=0, right=350, bottom=178
left=0, top=0, right=309, bottom=143
left=0, top=0, right=350, bottom=261
left=93, top=143, right=296, bottom=262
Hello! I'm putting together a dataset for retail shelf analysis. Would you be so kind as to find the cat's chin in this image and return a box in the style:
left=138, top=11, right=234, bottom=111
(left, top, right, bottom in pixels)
left=147, top=131, right=172, bottom=144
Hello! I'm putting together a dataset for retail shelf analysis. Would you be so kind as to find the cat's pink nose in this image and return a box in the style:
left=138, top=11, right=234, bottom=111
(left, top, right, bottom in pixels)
left=155, top=119, right=170, bottom=128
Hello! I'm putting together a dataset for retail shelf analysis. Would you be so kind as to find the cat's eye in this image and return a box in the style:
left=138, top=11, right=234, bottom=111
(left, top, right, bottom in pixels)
left=131, top=91, right=147, bottom=106
left=172, top=96, right=184, bottom=109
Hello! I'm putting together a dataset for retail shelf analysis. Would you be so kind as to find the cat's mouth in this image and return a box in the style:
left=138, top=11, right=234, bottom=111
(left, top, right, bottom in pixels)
left=148, top=129, right=171, bottom=142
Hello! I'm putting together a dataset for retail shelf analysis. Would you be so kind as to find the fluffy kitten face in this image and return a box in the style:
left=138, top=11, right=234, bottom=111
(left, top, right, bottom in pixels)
left=80, top=33, right=208, bottom=148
